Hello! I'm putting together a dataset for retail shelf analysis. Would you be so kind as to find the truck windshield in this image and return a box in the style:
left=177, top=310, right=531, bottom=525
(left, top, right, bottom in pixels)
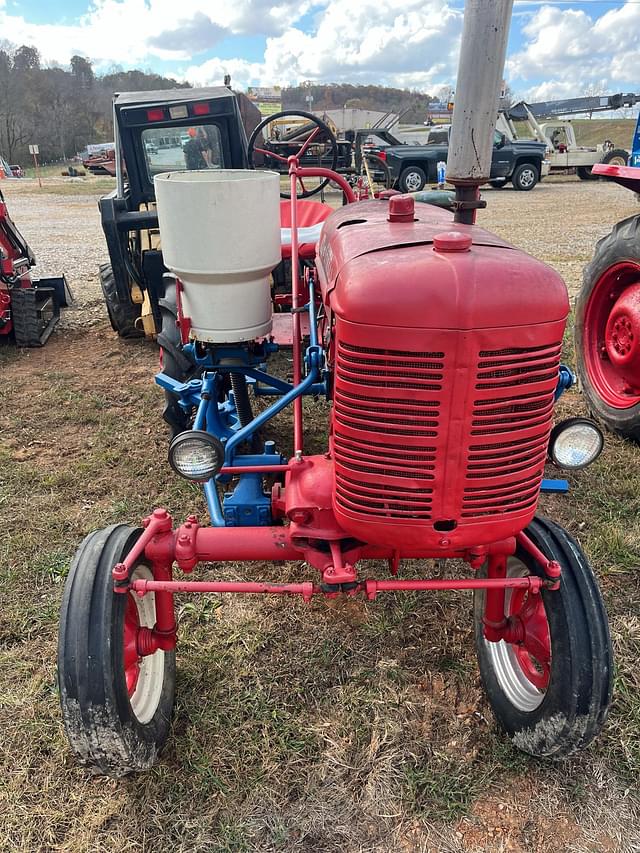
left=142, top=123, right=224, bottom=178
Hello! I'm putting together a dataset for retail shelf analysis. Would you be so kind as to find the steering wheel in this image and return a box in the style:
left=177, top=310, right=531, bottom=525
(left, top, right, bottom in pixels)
left=247, top=110, right=339, bottom=199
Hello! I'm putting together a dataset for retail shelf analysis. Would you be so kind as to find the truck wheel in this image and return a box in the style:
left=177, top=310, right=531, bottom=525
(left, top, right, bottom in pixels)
left=99, top=263, right=142, bottom=339
left=577, top=166, right=598, bottom=181
left=511, top=163, right=538, bottom=191
left=474, top=517, right=612, bottom=757
left=398, top=166, right=427, bottom=193
left=575, top=214, right=640, bottom=440
left=157, top=280, right=200, bottom=436
left=58, top=525, right=176, bottom=776
left=601, top=149, right=628, bottom=167
left=490, top=179, right=507, bottom=189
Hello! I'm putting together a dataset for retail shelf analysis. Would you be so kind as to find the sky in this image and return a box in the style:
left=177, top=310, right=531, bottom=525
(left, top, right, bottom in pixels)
left=0, top=0, right=639, bottom=106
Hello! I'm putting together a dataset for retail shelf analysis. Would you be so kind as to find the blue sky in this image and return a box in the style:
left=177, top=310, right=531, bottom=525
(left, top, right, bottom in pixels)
left=1, top=0, right=638, bottom=106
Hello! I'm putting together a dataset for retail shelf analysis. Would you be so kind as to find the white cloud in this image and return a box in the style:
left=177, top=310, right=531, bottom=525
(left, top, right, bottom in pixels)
left=507, top=1, right=640, bottom=98
left=0, top=0, right=325, bottom=66
left=0, top=0, right=637, bottom=101
left=184, top=0, right=463, bottom=90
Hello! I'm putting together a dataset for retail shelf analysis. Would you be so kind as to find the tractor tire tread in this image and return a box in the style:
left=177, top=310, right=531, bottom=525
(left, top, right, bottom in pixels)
left=99, top=263, right=143, bottom=339
left=58, top=525, right=175, bottom=776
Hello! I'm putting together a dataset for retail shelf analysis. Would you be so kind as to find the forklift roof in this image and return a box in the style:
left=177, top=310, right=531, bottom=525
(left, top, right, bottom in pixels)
left=114, top=87, right=235, bottom=108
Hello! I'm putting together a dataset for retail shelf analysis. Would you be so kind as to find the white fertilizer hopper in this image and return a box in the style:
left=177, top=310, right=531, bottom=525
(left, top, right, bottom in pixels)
left=154, top=169, right=281, bottom=343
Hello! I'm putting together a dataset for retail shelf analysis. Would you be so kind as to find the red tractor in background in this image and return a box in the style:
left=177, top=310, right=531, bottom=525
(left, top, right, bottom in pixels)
left=575, top=159, right=640, bottom=440
left=0, top=188, right=70, bottom=347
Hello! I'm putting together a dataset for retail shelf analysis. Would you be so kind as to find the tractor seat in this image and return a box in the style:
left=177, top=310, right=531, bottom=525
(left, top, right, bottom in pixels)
left=280, top=199, right=333, bottom=260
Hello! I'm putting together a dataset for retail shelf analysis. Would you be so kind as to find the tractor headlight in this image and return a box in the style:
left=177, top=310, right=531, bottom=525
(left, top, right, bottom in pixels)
left=168, top=430, right=225, bottom=481
left=548, top=418, right=604, bottom=470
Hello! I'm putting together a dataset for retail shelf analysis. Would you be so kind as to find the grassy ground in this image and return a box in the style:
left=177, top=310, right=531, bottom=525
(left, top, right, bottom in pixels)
left=1, top=180, right=640, bottom=851
left=1, top=325, right=640, bottom=852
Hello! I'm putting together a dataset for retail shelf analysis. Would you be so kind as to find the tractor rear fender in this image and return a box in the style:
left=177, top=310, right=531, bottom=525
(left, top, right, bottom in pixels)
left=592, top=163, right=640, bottom=194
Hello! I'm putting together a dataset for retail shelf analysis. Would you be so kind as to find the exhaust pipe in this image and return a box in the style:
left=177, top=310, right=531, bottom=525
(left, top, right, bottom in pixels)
left=447, top=0, right=514, bottom=224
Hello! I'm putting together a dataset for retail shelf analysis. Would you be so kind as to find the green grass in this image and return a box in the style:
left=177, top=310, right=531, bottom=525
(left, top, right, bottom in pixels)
left=2, top=311, right=640, bottom=850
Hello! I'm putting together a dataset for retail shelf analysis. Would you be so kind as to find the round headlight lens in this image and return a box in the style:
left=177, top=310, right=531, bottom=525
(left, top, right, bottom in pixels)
left=549, top=418, right=604, bottom=470
left=169, top=430, right=224, bottom=481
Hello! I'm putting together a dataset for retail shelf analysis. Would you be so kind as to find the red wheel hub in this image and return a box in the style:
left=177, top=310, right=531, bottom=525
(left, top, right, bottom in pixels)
left=509, top=588, right=551, bottom=690
left=123, top=594, right=142, bottom=697
left=583, top=262, right=640, bottom=408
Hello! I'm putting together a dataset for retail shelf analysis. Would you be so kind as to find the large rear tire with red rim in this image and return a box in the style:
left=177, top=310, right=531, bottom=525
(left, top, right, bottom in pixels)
left=575, top=214, right=640, bottom=440
left=474, top=516, right=612, bottom=757
left=58, top=525, right=176, bottom=776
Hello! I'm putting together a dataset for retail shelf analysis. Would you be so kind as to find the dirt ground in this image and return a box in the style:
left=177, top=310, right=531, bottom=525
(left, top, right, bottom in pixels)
left=1, top=175, right=640, bottom=853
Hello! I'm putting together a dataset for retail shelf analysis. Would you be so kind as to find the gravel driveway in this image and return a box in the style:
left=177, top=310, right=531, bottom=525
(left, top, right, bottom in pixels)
left=2, top=174, right=638, bottom=330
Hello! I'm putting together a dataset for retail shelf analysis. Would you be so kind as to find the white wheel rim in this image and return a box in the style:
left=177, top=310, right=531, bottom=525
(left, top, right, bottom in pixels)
left=405, top=172, right=422, bottom=191
left=520, top=169, right=535, bottom=188
left=127, top=565, right=165, bottom=724
left=483, top=558, right=547, bottom=712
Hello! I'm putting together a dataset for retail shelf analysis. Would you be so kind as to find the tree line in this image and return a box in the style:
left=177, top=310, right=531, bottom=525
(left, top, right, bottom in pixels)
left=0, top=44, right=438, bottom=165
left=0, top=45, right=189, bottom=164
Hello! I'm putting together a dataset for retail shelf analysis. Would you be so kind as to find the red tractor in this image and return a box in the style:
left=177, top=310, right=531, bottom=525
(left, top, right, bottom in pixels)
left=0, top=188, right=70, bottom=346
left=57, top=2, right=612, bottom=776
left=57, top=158, right=612, bottom=775
left=575, top=162, right=640, bottom=439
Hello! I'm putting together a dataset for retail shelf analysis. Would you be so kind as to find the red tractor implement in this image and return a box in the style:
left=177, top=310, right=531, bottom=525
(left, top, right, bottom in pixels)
left=575, top=163, right=640, bottom=439
left=58, top=0, right=612, bottom=776
left=0, top=189, right=70, bottom=346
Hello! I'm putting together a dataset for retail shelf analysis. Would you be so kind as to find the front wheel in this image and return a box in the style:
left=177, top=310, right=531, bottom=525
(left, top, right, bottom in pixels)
left=99, top=263, right=142, bottom=339
left=398, top=165, right=427, bottom=193
left=577, top=165, right=598, bottom=181
left=58, top=525, right=176, bottom=776
left=474, top=517, right=612, bottom=757
left=511, top=163, right=538, bottom=191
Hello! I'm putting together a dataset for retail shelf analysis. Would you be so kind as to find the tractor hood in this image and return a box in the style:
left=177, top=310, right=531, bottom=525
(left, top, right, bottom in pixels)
left=317, top=197, right=569, bottom=330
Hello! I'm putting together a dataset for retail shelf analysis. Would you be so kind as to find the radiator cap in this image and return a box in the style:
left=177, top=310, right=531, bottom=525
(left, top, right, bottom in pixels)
left=433, top=231, right=472, bottom=253
left=387, top=194, right=415, bottom=222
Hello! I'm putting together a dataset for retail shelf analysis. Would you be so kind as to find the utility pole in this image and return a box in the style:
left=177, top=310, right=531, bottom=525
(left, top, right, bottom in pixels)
left=447, top=0, right=514, bottom=224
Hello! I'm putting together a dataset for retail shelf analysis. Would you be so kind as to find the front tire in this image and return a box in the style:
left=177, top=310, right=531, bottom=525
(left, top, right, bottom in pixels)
left=99, top=263, right=142, bottom=339
left=58, top=525, right=176, bottom=776
left=398, top=165, right=427, bottom=193
left=575, top=214, right=640, bottom=440
left=577, top=165, right=598, bottom=181
left=474, top=517, right=612, bottom=757
left=511, top=163, right=538, bottom=191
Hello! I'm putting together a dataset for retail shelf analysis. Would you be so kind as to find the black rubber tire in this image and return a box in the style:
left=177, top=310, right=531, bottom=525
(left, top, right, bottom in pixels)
left=398, top=165, right=427, bottom=193
left=575, top=213, right=640, bottom=441
left=99, top=263, right=142, bottom=339
left=157, top=280, right=200, bottom=436
left=474, top=516, right=612, bottom=757
left=58, top=525, right=176, bottom=776
left=511, top=163, right=539, bottom=191
left=577, top=166, right=598, bottom=181
left=490, top=179, right=507, bottom=189
left=601, top=148, right=628, bottom=167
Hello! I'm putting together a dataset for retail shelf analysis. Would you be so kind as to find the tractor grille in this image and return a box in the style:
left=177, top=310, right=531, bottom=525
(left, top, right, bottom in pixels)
left=332, top=335, right=562, bottom=530
left=333, top=341, right=443, bottom=520
left=462, top=342, right=562, bottom=518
